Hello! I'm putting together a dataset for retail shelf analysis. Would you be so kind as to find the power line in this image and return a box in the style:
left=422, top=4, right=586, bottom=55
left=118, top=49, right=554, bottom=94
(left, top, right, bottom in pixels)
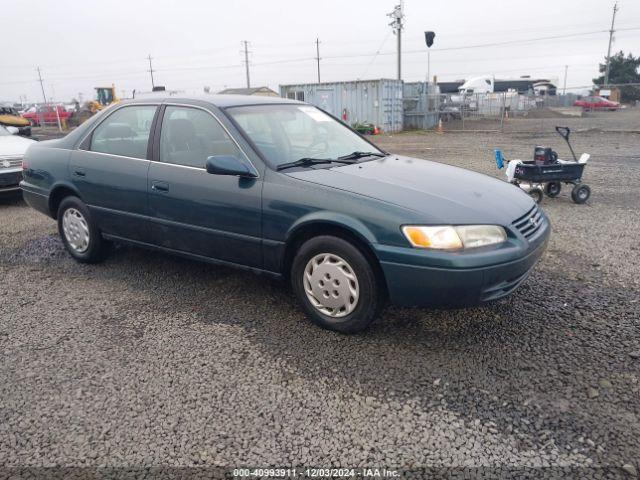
left=326, top=29, right=638, bottom=61
left=4, top=27, right=640, bottom=93
left=359, top=31, right=392, bottom=79
left=2, top=24, right=638, bottom=72
left=3, top=28, right=638, bottom=76
left=0, top=42, right=618, bottom=88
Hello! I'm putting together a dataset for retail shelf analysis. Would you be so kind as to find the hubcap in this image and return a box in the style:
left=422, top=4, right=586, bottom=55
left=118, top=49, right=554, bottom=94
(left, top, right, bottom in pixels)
left=303, top=253, right=359, bottom=318
left=62, top=208, right=90, bottom=253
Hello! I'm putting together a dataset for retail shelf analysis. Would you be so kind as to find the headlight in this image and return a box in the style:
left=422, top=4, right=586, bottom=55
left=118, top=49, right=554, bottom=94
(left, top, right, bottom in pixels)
left=401, top=225, right=506, bottom=250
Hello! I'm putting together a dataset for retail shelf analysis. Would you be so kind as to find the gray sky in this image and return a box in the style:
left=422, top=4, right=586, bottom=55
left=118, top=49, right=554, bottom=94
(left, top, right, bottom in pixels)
left=1, top=0, right=639, bottom=103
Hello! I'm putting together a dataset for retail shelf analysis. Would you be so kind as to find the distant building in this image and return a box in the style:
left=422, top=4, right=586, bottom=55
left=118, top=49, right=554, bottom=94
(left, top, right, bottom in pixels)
left=218, top=87, right=279, bottom=97
left=594, top=86, right=621, bottom=102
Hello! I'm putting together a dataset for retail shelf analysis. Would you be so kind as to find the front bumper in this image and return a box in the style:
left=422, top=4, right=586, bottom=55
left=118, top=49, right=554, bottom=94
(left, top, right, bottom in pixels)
left=0, top=169, right=22, bottom=192
left=378, top=220, right=550, bottom=308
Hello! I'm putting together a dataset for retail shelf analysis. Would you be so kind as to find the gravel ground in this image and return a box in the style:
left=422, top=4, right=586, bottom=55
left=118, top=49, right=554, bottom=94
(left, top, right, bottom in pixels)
left=1, top=111, right=639, bottom=478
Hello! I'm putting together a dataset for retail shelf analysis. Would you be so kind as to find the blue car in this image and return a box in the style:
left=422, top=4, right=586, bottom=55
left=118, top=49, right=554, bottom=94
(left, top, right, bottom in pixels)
left=20, top=95, right=549, bottom=333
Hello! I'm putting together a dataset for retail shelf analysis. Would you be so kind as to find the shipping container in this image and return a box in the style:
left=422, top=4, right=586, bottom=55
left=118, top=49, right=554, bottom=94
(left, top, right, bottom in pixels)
left=279, top=79, right=403, bottom=133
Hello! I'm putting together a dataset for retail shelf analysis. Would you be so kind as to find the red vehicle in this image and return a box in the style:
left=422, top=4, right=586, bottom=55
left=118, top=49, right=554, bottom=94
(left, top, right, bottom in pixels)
left=573, top=96, right=621, bottom=111
left=22, top=105, right=72, bottom=126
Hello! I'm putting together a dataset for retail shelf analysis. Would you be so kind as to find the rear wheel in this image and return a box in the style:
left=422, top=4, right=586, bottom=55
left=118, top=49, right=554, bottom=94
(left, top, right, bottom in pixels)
left=528, top=187, right=544, bottom=204
left=545, top=181, right=561, bottom=198
left=291, top=235, right=383, bottom=333
left=57, top=196, right=108, bottom=263
left=571, top=184, right=591, bottom=204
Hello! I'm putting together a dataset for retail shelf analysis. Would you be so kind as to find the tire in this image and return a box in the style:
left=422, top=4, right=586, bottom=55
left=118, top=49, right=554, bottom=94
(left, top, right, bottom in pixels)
left=291, top=235, right=384, bottom=334
left=57, top=196, right=108, bottom=263
left=571, top=184, right=591, bottom=204
left=545, top=181, right=561, bottom=198
left=528, top=187, right=544, bottom=204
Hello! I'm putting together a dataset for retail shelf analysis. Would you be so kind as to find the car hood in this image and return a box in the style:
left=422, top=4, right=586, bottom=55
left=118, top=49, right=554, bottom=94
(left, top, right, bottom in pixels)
left=286, top=155, right=534, bottom=225
left=0, top=135, right=36, bottom=157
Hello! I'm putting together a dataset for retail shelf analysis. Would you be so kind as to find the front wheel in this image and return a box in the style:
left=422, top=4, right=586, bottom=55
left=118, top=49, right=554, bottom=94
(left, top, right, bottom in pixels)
left=291, top=236, right=384, bottom=334
left=57, top=196, right=108, bottom=263
left=571, top=184, right=591, bottom=204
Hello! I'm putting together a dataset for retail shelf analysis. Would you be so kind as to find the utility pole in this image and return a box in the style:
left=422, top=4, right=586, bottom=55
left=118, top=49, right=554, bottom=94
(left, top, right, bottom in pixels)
left=242, top=40, right=251, bottom=88
left=147, top=54, right=155, bottom=89
left=563, top=65, right=568, bottom=95
left=604, top=1, right=618, bottom=86
left=36, top=66, right=47, bottom=104
left=315, top=38, right=321, bottom=83
left=387, top=3, right=404, bottom=80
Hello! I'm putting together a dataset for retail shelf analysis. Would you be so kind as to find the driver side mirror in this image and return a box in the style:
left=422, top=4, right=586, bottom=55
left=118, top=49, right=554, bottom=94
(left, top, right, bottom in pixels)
left=5, top=126, right=19, bottom=135
left=205, top=155, right=257, bottom=178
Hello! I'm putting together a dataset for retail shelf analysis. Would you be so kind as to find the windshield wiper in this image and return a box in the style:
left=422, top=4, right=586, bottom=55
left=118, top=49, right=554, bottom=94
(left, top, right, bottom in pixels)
left=276, top=157, right=357, bottom=171
left=337, top=151, right=386, bottom=161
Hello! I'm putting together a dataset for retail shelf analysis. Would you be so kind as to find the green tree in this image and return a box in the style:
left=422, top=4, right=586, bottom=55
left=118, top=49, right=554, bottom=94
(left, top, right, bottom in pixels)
left=593, top=51, right=640, bottom=102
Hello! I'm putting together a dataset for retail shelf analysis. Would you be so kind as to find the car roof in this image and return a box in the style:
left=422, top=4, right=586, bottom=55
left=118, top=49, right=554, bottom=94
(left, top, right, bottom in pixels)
left=123, top=94, right=303, bottom=108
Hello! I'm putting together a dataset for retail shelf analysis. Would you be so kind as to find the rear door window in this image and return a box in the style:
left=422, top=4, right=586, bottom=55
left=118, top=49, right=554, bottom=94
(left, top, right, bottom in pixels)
left=89, top=105, right=157, bottom=159
left=159, top=106, right=242, bottom=169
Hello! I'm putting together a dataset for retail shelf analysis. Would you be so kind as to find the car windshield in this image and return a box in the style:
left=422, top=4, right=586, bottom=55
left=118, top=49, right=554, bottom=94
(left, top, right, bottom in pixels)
left=226, top=104, right=384, bottom=168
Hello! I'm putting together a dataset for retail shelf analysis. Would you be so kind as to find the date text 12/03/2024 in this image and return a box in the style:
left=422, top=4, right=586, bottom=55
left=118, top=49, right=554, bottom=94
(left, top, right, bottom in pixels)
left=233, top=468, right=400, bottom=478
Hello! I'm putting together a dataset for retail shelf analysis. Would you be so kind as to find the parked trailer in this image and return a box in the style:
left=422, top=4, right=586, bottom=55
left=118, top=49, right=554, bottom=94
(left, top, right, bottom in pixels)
left=279, top=79, right=403, bottom=133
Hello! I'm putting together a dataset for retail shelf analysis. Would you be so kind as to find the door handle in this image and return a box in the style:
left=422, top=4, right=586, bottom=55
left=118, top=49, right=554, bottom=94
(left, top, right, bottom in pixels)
left=73, top=169, right=86, bottom=177
left=151, top=181, right=169, bottom=192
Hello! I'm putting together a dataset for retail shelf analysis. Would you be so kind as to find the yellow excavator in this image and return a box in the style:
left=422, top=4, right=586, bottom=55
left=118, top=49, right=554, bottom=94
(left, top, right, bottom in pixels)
left=87, top=85, right=119, bottom=113
left=75, top=85, right=119, bottom=124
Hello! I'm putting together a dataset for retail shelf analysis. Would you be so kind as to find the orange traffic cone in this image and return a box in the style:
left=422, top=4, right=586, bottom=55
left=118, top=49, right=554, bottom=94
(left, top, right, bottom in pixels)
left=436, top=118, right=443, bottom=134
left=373, top=126, right=380, bottom=135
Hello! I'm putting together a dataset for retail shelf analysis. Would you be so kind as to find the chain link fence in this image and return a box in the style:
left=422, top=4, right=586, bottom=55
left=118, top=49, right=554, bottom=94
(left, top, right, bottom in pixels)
left=404, top=87, right=582, bottom=133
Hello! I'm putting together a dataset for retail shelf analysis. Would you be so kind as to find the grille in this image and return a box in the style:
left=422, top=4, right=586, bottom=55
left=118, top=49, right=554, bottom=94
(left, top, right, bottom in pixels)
left=512, top=205, right=544, bottom=240
left=0, top=156, right=23, bottom=169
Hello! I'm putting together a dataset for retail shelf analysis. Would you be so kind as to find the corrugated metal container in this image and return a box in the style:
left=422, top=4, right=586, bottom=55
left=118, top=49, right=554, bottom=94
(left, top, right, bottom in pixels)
left=279, top=79, right=403, bottom=133
left=402, top=82, right=440, bottom=130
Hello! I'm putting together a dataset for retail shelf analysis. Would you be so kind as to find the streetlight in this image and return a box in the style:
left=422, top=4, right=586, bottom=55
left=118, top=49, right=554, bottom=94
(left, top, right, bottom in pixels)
left=424, top=31, right=436, bottom=86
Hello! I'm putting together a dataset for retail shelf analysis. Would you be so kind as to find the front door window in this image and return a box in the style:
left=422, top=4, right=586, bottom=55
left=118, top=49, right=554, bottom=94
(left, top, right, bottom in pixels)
left=159, top=106, right=243, bottom=168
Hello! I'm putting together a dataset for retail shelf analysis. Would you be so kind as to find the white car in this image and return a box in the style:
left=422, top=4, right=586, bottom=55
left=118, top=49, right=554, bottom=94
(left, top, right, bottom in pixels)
left=0, top=125, right=36, bottom=193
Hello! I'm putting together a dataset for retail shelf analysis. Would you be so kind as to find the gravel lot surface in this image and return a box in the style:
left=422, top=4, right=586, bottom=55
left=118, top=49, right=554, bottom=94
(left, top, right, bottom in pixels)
left=1, top=110, right=639, bottom=478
